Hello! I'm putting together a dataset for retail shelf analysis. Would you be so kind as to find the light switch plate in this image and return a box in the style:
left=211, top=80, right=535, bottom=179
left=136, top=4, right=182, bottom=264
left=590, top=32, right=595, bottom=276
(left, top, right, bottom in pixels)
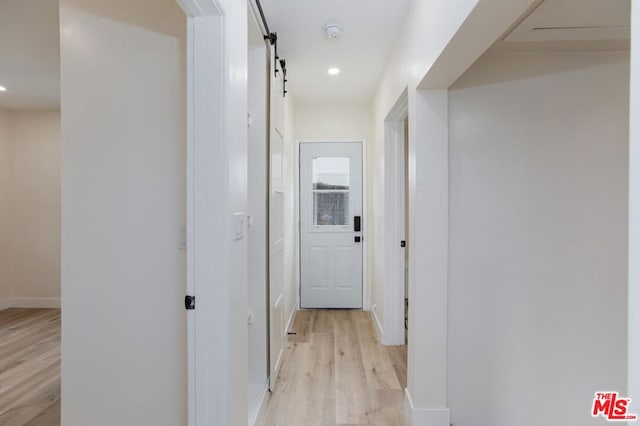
left=234, top=212, right=244, bottom=240
left=179, top=225, right=187, bottom=250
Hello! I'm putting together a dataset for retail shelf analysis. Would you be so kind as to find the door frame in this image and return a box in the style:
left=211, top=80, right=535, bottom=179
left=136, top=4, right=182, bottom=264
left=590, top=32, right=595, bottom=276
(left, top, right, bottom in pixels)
left=383, top=90, right=408, bottom=345
left=296, top=139, right=368, bottom=311
left=176, top=1, right=228, bottom=426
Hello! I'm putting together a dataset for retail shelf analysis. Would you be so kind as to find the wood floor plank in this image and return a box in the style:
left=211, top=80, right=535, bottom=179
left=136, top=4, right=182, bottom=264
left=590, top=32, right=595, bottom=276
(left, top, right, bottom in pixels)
left=260, top=341, right=310, bottom=425
left=385, top=346, right=408, bottom=389
left=0, top=342, right=59, bottom=410
left=0, top=342, right=60, bottom=392
left=312, top=310, right=334, bottom=333
left=354, top=315, right=401, bottom=391
left=1, top=308, right=403, bottom=426
left=0, top=323, right=60, bottom=372
left=334, top=310, right=373, bottom=424
left=288, top=310, right=314, bottom=343
left=258, top=309, right=407, bottom=426
left=0, top=309, right=37, bottom=328
left=368, top=389, right=408, bottom=426
left=0, top=310, right=58, bottom=340
left=0, top=309, right=60, bottom=426
left=0, top=371, right=59, bottom=426
left=23, top=398, right=60, bottom=426
left=283, top=332, right=336, bottom=425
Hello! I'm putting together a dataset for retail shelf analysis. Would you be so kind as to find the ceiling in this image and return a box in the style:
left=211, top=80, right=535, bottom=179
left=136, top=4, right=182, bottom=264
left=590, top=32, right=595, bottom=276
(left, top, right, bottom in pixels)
left=1, top=0, right=410, bottom=109
left=493, top=0, right=630, bottom=52
left=258, top=0, right=411, bottom=104
left=0, top=0, right=60, bottom=110
left=0, top=0, right=628, bottom=109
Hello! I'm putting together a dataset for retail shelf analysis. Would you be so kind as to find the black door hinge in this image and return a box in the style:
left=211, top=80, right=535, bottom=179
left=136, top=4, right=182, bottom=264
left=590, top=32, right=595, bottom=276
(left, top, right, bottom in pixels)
left=400, top=240, right=406, bottom=247
left=185, top=295, right=196, bottom=310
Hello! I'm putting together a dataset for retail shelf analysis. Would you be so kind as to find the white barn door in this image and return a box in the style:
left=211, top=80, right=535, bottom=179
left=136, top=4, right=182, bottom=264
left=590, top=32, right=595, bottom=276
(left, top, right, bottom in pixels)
left=268, top=57, right=285, bottom=391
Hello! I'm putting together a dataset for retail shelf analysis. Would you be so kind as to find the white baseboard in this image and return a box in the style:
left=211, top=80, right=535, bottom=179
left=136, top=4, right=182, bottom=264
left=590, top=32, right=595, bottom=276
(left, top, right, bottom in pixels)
left=0, top=299, right=11, bottom=311
left=249, top=382, right=269, bottom=426
left=0, top=297, right=61, bottom=310
left=370, top=304, right=384, bottom=342
left=405, top=388, right=450, bottom=426
left=285, top=302, right=298, bottom=334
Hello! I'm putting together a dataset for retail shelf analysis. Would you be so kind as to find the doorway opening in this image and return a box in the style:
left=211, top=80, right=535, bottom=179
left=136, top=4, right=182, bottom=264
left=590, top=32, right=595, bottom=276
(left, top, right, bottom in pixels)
left=0, top=0, right=61, bottom=423
left=383, top=89, right=408, bottom=346
left=402, top=117, right=409, bottom=343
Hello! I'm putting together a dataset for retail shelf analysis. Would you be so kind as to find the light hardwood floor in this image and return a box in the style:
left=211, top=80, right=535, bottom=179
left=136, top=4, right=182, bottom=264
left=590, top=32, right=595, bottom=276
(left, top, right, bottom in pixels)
left=0, top=308, right=405, bottom=426
left=0, top=308, right=61, bottom=426
left=259, top=310, right=408, bottom=426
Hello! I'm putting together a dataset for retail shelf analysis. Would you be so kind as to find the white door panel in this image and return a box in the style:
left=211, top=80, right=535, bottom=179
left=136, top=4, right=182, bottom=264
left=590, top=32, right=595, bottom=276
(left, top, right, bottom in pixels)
left=300, top=142, right=363, bottom=309
left=269, top=54, right=285, bottom=391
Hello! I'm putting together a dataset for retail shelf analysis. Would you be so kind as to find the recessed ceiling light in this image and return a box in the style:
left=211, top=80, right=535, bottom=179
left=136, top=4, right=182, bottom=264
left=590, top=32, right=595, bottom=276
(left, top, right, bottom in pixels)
left=0, top=86, right=6, bottom=92
left=328, top=67, right=340, bottom=76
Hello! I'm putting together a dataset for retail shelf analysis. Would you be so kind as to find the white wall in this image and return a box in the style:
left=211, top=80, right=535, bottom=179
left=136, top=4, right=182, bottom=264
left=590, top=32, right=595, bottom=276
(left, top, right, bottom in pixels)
left=6, top=110, right=60, bottom=301
left=295, top=103, right=373, bottom=142
left=630, top=0, right=640, bottom=410
left=448, top=51, right=629, bottom=426
left=60, top=1, right=187, bottom=424
left=374, top=0, right=477, bottom=117
left=371, top=2, right=479, bottom=417
left=294, top=103, right=373, bottom=312
left=0, top=109, right=9, bottom=302
left=371, top=2, right=560, bottom=420
left=0, top=109, right=60, bottom=306
left=371, top=1, right=479, bottom=383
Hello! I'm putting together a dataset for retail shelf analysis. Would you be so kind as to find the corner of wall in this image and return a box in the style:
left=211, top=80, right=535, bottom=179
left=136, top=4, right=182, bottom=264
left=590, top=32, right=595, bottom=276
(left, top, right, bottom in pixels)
left=404, top=389, right=450, bottom=426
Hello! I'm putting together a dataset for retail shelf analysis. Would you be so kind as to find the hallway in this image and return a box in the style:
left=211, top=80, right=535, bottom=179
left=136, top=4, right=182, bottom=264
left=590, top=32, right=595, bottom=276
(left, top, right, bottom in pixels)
left=45, top=0, right=637, bottom=424
left=259, top=310, right=407, bottom=426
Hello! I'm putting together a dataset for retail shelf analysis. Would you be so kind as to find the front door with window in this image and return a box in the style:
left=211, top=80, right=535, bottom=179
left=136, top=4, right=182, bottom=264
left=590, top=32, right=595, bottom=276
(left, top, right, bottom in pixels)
left=299, top=142, right=363, bottom=308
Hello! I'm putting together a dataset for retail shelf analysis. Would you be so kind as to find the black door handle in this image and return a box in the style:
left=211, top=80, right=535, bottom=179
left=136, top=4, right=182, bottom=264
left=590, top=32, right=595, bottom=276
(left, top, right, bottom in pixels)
left=355, top=236, right=361, bottom=243
left=354, top=216, right=361, bottom=232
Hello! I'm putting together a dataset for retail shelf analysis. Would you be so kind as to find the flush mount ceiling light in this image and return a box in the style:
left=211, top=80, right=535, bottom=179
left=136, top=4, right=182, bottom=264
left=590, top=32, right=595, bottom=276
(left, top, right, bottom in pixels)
left=328, top=67, right=340, bottom=76
left=0, top=86, right=6, bottom=92
left=323, top=23, right=343, bottom=41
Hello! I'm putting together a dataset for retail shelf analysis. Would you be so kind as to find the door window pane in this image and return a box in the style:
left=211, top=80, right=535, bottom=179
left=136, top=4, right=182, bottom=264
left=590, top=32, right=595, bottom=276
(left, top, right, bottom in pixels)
left=312, top=157, right=350, bottom=226
left=312, top=157, right=350, bottom=190
left=313, top=192, right=350, bottom=225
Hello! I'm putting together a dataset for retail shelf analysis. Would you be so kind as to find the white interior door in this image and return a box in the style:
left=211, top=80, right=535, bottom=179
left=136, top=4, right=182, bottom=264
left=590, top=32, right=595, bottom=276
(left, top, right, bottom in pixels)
left=269, top=56, right=285, bottom=391
left=247, top=14, right=269, bottom=422
left=300, top=142, right=363, bottom=309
